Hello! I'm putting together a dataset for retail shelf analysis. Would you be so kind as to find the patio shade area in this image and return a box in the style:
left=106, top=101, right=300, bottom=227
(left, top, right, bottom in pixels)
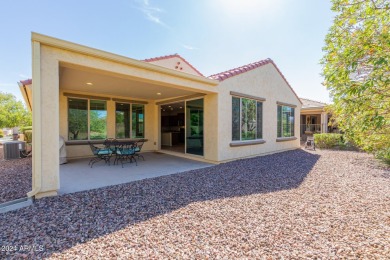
left=59, top=152, right=212, bottom=194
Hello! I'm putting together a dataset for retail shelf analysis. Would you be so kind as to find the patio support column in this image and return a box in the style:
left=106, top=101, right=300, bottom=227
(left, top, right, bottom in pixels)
left=204, top=94, right=219, bottom=161
left=321, top=112, right=328, bottom=133
left=27, top=42, right=60, bottom=199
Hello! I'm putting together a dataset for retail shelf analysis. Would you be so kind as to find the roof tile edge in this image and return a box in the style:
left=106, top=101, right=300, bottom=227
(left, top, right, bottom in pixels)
left=208, top=58, right=302, bottom=104
left=142, top=53, right=205, bottom=77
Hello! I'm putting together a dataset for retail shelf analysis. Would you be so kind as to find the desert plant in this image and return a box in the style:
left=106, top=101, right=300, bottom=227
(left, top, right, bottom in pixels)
left=314, top=133, right=343, bottom=149
left=24, top=130, right=32, bottom=143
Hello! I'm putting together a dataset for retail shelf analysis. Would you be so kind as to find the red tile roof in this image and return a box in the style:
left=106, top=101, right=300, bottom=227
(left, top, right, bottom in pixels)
left=20, top=79, right=32, bottom=85
left=209, top=58, right=302, bottom=104
left=300, top=98, right=327, bottom=109
left=208, top=58, right=273, bottom=81
left=142, top=54, right=204, bottom=77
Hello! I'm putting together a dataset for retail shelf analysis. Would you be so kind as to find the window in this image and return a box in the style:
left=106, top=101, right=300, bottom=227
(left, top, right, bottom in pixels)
left=116, top=103, right=130, bottom=138
left=115, top=103, right=145, bottom=138
left=132, top=104, right=144, bottom=138
left=277, top=105, right=295, bottom=138
left=68, top=98, right=107, bottom=140
left=232, top=97, right=263, bottom=141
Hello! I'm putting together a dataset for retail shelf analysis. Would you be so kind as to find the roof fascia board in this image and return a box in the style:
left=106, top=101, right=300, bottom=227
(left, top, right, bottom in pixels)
left=31, top=32, right=218, bottom=86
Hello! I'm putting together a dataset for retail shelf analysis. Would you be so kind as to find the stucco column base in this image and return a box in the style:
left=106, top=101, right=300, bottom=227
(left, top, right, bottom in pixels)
left=28, top=190, right=58, bottom=199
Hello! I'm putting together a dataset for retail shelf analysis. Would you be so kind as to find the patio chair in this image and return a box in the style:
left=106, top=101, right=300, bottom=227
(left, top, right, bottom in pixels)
left=305, top=136, right=315, bottom=150
left=134, top=139, right=145, bottom=161
left=104, top=138, right=118, bottom=154
left=115, top=143, right=138, bottom=168
left=88, top=142, right=113, bottom=168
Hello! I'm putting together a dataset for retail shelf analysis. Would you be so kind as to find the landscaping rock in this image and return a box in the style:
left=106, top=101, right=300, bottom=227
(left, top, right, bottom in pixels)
left=0, top=149, right=389, bottom=259
left=0, top=145, right=32, bottom=203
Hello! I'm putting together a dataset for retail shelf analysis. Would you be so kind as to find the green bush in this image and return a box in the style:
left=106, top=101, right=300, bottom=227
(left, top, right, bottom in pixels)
left=376, top=148, right=390, bottom=165
left=314, top=133, right=343, bottom=149
left=0, top=129, right=3, bottom=138
left=20, top=126, right=33, bottom=143
left=20, top=126, right=32, bottom=132
left=24, top=130, right=32, bottom=143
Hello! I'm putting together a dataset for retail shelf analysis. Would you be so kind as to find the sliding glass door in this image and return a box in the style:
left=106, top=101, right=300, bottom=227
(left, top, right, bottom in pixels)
left=186, top=99, right=204, bottom=156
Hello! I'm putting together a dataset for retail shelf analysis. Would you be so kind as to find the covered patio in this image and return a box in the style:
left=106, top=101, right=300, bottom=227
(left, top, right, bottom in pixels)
left=59, top=152, right=212, bottom=194
left=23, top=33, right=219, bottom=199
left=299, top=98, right=331, bottom=140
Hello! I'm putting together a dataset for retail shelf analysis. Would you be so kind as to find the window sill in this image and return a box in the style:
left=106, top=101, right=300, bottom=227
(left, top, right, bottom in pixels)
left=230, top=139, right=266, bottom=147
left=65, top=138, right=147, bottom=146
left=276, top=137, right=297, bottom=142
left=65, top=140, right=105, bottom=146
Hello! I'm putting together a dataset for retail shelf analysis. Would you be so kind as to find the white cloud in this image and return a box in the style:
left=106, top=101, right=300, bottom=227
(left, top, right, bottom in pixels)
left=134, top=0, right=169, bottom=28
left=181, top=44, right=199, bottom=51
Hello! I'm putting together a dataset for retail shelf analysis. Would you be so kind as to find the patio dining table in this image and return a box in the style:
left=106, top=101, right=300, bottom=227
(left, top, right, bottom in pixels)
left=104, top=139, right=147, bottom=167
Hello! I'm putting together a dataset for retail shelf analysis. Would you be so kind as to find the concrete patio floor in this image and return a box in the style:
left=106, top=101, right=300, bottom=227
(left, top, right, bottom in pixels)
left=59, top=152, right=213, bottom=194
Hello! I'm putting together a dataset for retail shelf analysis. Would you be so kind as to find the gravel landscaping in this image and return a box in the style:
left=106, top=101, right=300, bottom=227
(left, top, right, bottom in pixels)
left=0, top=145, right=32, bottom=203
left=0, top=149, right=389, bottom=259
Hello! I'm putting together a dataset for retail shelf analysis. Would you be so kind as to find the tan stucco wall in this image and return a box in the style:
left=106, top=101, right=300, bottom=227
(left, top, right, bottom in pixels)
left=30, top=33, right=303, bottom=199
left=203, top=93, right=219, bottom=161
left=217, top=64, right=301, bottom=161
left=146, top=56, right=202, bottom=76
left=30, top=42, right=60, bottom=198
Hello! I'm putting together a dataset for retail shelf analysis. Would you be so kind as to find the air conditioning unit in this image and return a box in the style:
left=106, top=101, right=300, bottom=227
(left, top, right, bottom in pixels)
left=3, top=142, right=25, bottom=160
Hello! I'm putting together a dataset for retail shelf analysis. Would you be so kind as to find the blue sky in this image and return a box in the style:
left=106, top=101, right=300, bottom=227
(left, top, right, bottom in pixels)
left=0, top=0, right=334, bottom=103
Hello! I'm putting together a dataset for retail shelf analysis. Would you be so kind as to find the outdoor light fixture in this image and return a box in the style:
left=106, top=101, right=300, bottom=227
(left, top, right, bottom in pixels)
left=86, top=82, right=93, bottom=86
left=157, top=92, right=162, bottom=95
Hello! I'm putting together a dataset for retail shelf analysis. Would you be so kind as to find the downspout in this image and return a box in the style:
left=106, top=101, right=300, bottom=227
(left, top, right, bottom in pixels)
left=27, top=40, right=42, bottom=198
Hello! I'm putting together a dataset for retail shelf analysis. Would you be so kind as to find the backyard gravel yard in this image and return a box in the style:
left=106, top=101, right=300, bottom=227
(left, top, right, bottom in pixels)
left=0, top=145, right=32, bottom=203
left=0, top=149, right=389, bottom=259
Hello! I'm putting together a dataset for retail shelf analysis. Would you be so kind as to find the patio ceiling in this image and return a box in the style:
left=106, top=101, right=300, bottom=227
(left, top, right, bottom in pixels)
left=59, top=63, right=201, bottom=101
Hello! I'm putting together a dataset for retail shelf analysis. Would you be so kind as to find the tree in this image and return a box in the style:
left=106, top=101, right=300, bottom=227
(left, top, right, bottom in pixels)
left=321, top=0, right=390, bottom=161
left=0, top=92, right=32, bottom=128
left=68, top=108, right=88, bottom=140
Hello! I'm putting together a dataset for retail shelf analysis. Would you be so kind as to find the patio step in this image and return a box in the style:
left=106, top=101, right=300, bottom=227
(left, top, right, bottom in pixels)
left=0, top=197, right=33, bottom=214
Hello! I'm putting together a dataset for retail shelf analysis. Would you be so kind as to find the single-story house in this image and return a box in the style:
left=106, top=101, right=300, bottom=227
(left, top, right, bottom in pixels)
left=299, top=98, right=337, bottom=140
left=19, top=33, right=302, bottom=199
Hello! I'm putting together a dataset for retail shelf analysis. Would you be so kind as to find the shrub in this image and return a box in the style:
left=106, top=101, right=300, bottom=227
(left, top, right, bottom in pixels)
left=24, top=130, right=32, bottom=143
left=20, top=126, right=32, bottom=143
left=0, top=129, right=3, bottom=138
left=20, top=126, right=32, bottom=132
left=375, top=148, right=390, bottom=165
left=314, top=133, right=343, bottom=149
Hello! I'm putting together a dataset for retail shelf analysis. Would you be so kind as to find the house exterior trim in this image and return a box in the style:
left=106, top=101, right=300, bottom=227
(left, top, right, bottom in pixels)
left=276, top=101, right=297, bottom=108
left=63, top=92, right=110, bottom=101
left=230, top=91, right=266, bottom=102
left=276, top=137, right=298, bottom=142
left=112, top=98, right=149, bottom=104
left=32, top=32, right=218, bottom=86
left=230, top=140, right=266, bottom=147
left=156, top=93, right=206, bottom=105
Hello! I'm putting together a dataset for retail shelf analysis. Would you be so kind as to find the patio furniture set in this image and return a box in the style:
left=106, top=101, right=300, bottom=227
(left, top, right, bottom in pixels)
left=88, top=139, right=146, bottom=168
